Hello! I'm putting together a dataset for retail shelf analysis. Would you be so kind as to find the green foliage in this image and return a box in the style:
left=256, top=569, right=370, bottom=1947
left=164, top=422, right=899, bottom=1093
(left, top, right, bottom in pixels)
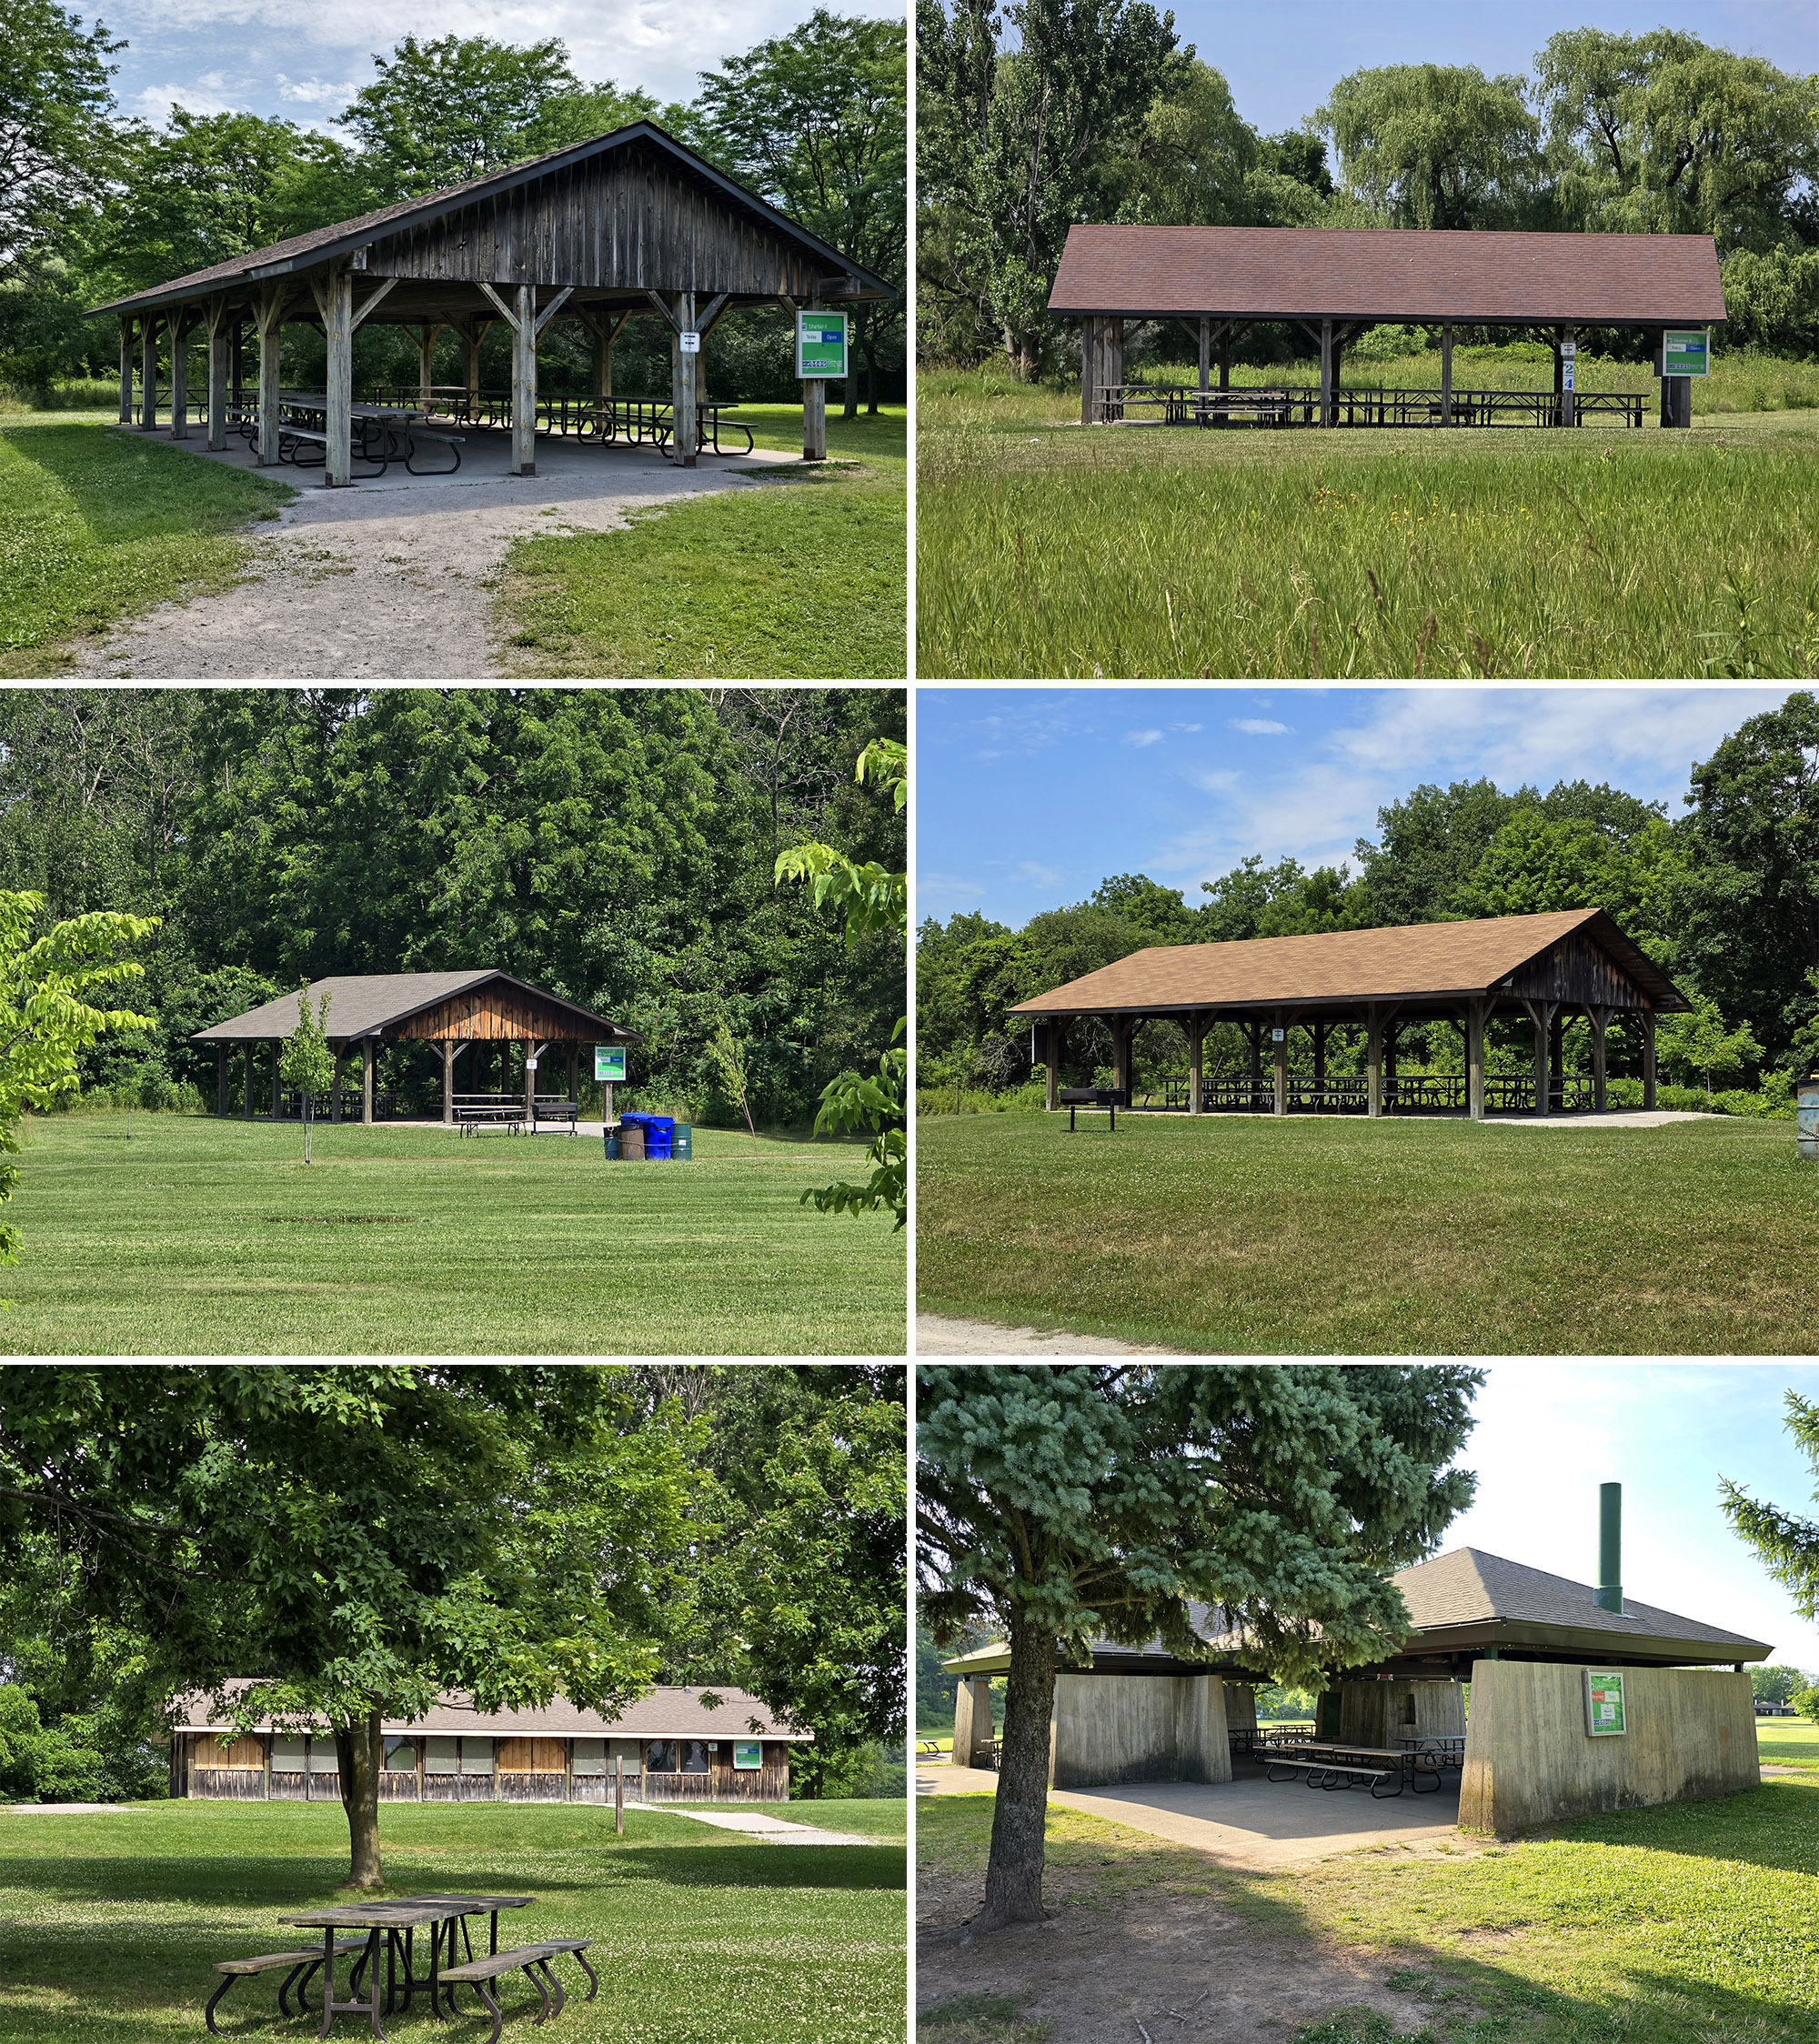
left=1317, top=63, right=1543, bottom=229
left=0, top=1683, right=106, bottom=1801
left=1753, top=1664, right=1804, bottom=1707
left=1722, top=1391, right=1819, bottom=1637
left=277, top=983, right=333, bottom=1163
left=706, top=1017, right=759, bottom=1144
left=0, top=0, right=122, bottom=281
left=1721, top=245, right=1819, bottom=356
left=1657, top=994, right=1764, bottom=1097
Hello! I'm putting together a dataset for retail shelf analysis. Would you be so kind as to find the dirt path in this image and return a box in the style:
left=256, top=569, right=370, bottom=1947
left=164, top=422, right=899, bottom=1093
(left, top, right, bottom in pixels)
left=68, top=445, right=777, bottom=679
left=917, top=1313, right=1188, bottom=1356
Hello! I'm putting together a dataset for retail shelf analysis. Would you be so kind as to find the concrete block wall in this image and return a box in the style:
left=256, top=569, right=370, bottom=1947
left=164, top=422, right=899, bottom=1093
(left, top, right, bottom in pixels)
left=1338, top=1679, right=1466, bottom=1748
left=1050, top=1673, right=1232, bottom=1789
left=951, top=1678, right=997, bottom=1769
left=1460, top=1661, right=1758, bottom=1834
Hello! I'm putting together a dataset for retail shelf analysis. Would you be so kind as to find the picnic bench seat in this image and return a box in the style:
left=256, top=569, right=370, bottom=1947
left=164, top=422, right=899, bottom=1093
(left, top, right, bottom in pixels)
left=533, top=1098, right=580, bottom=1134
left=206, top=1939, right=369, bottom=2032
left=437, top=1939, right=596, bottom=2043
left=455, top=1104, right=525, bottom=1136
left=404, top=426, right=464, bottom=474
left=1264, top=1754, right=1401, bottom=1797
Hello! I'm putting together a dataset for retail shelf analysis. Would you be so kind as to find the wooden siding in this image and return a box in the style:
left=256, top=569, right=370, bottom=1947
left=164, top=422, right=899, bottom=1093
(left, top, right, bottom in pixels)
left=1507, top=931, right=1648, bottom=1009
left=367, top=145, right=828, bottom=297
left=377, top=1769, right=420, bottom=1801
left=387, top=985, right=592, bottom=1043
left=196, top=1731, right=266, bottom=1769
left=497, top=1738, right=566, bottom=1773
left=193, top=1768, right=266, bottom=1799
left=499, top=1770, right=569, bottom=1801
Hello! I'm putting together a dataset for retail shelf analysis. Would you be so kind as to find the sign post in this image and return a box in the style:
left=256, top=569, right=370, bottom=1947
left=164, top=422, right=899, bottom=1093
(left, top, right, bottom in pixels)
left=1661, top=328, right=1706, bottom=430
left=1798, top=1072, right=1819, bottom=1160
left=594, top=1044, right=626, bottom=1123
left=1583, top=1669, right=1628, bottom=1737
left=796, top=309, right=848, bottom=465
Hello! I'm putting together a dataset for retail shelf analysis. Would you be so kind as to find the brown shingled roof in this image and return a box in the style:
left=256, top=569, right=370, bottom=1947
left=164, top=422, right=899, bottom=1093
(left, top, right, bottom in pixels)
left=1005, top=910, right=1685, bottom=1017
left=1048, top=225, right=1726, bottom=326
left=174, top=1682, right=811, bottom=1740
left=188, top=971, right=638, bottom=1043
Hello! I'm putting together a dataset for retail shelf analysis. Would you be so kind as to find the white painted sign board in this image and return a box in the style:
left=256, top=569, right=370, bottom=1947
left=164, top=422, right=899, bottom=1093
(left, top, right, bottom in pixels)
left=679, top=330, right=700, bottom=355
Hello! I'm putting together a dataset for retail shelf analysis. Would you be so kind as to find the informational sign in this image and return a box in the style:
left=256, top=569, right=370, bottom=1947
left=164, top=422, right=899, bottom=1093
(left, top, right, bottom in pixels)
left=1563, top=361, right=1575, bottom=393
left=1798, top=1075, right=1819, bottom=1159
left=1271, top=1027, right=1285, bottom=1042
left=1584, top=1669, right=1628, bottom=1737
left=731, top=1740, right=762, bottom=1770
left=1663, top=329, right=1710, bottom=376
left=796, top=310, right=849, bottom=380
left=679, top=330, right=700, bottom=355
left=1560, top=340, right=1576, bottom=358
left=594, top=1046, right=627, bottom=1083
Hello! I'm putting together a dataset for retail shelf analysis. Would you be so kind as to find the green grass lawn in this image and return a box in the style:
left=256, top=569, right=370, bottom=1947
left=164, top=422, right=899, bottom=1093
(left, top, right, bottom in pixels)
left=920, top=1783, right=1819, bottom=2044
left=0, top=1796, right=905, bottom=2044
left=915, top=359, right=1819, bottom=678
left=915, top=1110, right=1808, bottom=1354
left=1, top=1112, right=905, bottom=1355
left=0, top=410, right=293, bottom=671
left=498, top=406, right=906, bottom=677
left=1758, top=1717, right=1819, bottom=1771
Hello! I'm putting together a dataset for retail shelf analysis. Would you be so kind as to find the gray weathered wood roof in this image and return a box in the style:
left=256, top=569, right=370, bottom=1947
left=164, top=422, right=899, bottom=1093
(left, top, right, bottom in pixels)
left=189, top=971, right=637, bottom=1043
left=174, top=1681, right=812, bottom=1740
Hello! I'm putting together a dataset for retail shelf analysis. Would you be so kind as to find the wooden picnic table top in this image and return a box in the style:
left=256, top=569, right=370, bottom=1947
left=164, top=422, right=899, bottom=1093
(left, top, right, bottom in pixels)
left=282, top=1892, right=532, bottom=1929
left=1283, top=1742, right=1409, bottom=1760
left=277, top=392, right=422, bottom=419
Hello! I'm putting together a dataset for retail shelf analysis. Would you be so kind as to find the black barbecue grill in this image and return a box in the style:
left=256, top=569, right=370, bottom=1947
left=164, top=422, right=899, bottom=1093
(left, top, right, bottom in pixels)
left=1059, top=1087, right=1128, bottom=1131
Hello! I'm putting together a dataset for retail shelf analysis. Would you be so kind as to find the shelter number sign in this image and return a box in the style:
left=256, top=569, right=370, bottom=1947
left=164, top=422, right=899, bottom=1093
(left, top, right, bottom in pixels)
left=1584, top=1669, right=1628, bottom=1737
left=732, top=1741, right=762, bottom=1770
left=797, top=311, right=849, bottom=379
left=1663, top=330, right=1710, bottom=376
left=679, top=330, right=700, bottom=355
left=594, top=1046, right=627, bottom=1083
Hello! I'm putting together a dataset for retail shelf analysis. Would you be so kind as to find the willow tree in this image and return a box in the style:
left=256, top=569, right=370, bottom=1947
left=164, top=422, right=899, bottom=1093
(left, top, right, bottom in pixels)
left=918, top=1363, right=1481, bottom=1928
left=0, top=1365, right=697, bottom=1888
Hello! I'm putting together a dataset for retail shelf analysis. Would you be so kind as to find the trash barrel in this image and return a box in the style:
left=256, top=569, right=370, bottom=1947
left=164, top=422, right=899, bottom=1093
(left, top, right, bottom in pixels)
left=618, top=1122, right=646, bottom=1161
left=603, top=1128, right=619, bottom=1159
left=671, top=1124, right=692, bottom=1160
left=620, top=1112, right=672, bottom=1159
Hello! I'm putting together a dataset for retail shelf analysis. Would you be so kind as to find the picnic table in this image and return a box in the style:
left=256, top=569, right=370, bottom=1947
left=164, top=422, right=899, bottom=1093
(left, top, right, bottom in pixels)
left=276, top=1891, right=533, bottom=2035
left=1400, top=1733, right=1465, bottom=1769
left=1262, top=1739, right=1442, bottom=1798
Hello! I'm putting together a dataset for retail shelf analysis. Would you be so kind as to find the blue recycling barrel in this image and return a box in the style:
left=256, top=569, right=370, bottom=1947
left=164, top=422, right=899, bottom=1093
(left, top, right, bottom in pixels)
left=620, top=1113, right=674, bottom=1159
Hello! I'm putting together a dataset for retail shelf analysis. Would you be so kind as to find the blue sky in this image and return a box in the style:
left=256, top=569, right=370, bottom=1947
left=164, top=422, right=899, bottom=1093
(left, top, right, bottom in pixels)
left=101, top=0, right=899, bottom=132
left=1131, top=0, right=1816, bottom=138
left=916, top=686, right=1792, bottom=928
left=1444, top=1364, right=1819, bottom=1678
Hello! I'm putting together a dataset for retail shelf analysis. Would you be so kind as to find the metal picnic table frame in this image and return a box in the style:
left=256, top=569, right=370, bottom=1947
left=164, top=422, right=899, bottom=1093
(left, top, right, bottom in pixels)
left=1260, top=1738, right=1444, bottom=1796
left=279, top=1891, right=532, bottom=2038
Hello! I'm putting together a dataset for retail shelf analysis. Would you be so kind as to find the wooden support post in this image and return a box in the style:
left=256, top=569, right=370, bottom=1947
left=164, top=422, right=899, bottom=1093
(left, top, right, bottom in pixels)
left=1198, top=317, right=1211, bottom=402
left=1466, top=1001, right=1486, bottom=1120
left=242, top=1043, right=252, bottom=1119
left=1080, top=317, right=1097, bottom=425
left=322, top=263, right=354, bottom=486
left=1045, top=1019, right=1064, bottom=1110
left=1320, top=318, right=1333, bottom=426
left=1112, top=1017, right=1132, bottom=1101
left=523, top=1039, right=536, bottom=1121
left=1642, top=1010, right=1657, bottom=1109
left=1553, top=326, right=1565, bottom=427
left=217, top=1046, right=227, bottom=1117
left=514, top=286, right=538, bottom=475
left=362, top=1037, right=375, bottom=1126
left=673, top=289, right=698, bottom=467
left=270, top=1040, right=280, bottom=1119
left=1246, top=1021, right=1262, bottom=1108
left=615, top=1754, right=624, bottom=1835
left=169, top=308, right=190, bottom=439
left=1527, top=999, right=1556, bottom=1117
left=230, top=321, right=244, bottom=411
left=1218, top=321, right=1232, bottom=428
left=1313, top=1021, right=1327, bottom=1109
left=1272, top=1017, right=1287, bottom=1117
left=1188, top=1011, right=1205, bottom=1115
left=443, top=1042, right=456, bottom=1125
left=1366, top=1007, right=1383, bottom=1117
left=1441, top=323, right=1453, bottom=425
left=206, top=298, right=228, bottom=452
left=255, top=285, right=285, bottom=466
left=1589, top=1005, right=1610, bottom=1113
left=140, top=314, right=159, bottom=431
left=118, top=317, right=134, bottom=425
left=416, top=323, right=441, bottom=408
left=1562, top=323, right=1577, bottom=428
left=1549, top=1010, right=1564, bottom=1111
left=568, top=1042, right=578, bottom=1104
left=464, top=322, right=487, bottom=422
left=332, top=1047, right=344, bottom=1123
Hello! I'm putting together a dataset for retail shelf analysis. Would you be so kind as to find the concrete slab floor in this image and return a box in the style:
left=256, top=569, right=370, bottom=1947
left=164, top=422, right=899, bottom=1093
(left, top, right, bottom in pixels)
left=919, top=1758, right=1464, bottom=1870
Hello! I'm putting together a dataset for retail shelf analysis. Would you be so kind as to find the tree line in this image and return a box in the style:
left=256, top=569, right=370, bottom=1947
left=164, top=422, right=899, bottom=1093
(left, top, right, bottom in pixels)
left=0, top=1363, right=905, bottom=1863
left=0, top=686, right=906, bottom=1130
left=2, top=6, right=905, bottom=411
left=918, top=694, right=1819, bottom=1104
left=917, top=14, right=1819, bottom=375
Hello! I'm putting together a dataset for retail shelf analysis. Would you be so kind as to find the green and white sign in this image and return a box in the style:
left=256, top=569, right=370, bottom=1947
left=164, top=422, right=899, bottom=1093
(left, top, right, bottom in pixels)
left=1663, top=329, right=1710, bottom=376
left=593, top=1046, right=627, bottom=1083
left=731, top=1740, right=762, bottom=1770
left=1584, top=1669, right=1628, bottom=1737
left=796, top=310, right=849, bottom=380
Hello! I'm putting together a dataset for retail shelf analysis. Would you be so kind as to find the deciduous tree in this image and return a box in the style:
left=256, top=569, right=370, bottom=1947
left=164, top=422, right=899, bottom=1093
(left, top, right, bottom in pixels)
left=0, top=0, right=121, bottom=280
left=918, top=1364, right=1480, bottom=1927
left=1316, top=63, right=1543, bottom=230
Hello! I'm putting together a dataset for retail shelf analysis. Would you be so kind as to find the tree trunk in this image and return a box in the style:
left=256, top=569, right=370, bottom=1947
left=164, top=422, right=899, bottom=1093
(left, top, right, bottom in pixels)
left=335, top=1708, right=385, bottom=1889
left=978, top=1612, right=1058, bottom=1929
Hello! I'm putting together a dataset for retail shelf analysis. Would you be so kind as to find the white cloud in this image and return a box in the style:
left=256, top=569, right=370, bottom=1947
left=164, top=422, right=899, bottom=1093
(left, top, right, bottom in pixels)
left=276, top=74, right=363, bottom=105
left=1124, top=728, right=1164, bottom=747
left=1018, top=861, right=1061, bottom=887
left=132, top=79, right=240, bottom=117
left=1232, top=717, right=1290, bottom=735
left=1171, top=722, right=1203, bottom=734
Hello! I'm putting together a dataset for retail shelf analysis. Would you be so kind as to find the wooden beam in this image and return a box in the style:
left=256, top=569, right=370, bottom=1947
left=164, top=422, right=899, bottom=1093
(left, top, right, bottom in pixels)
left=1273, top=1013, right=1287, bottom=1117
left=443, top=1040, right=455, bottom=1126
left=205, top=296, right=229, bottom=452
left=349, top=276, right=399, bottom=332
left=1188, top=1009, right=1205, bottom=1116
left=531, top=286, right=574, bottom=340
left=1045, top=1018, right=1065, bottom=1111
left=242, top=1042, right=252, bottom=1119
left=672, top=290, right=698, bottom=466
left=117, top=316, right=133, bottom=426
left=169, top=305, right=191, bottom=440
left=140, top=313, right=159, bottom=433
left=1588, top=1003, right=1611, bottom=1113
left=217, top=1045, right=227, bottom=1117
left=1642, top=1010, right=1657, bottom=1108
left=1466, top=998, right=1486, bottom=1120
left=332, top=1046, right=344, bottom=1124
left=270, top=1039, right=280, bottom=1119
left=1442, top=323, right=1453, bottom=425
left=255, top=284, right=286, bottom=467
left=1320, top=318, right=1333, bottom=427
left=322, top=264, right=354, bottom=486
left=645, top=289, right=681, bottom=332
left=362, top=1037, right=375, bottom=1126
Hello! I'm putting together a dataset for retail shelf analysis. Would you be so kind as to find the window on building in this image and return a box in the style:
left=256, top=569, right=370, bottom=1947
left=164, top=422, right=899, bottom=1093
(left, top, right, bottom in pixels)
left=460, top=1738, right=495, bottom=1777
left=572, top=1739, right=607, bottom=1776
left=647, top=1740, right=675, bottom=1771
left=384, top=1739, right=417, bottom=1772
left=680, top=1740, right=710, bottom=1773
left=425, top=1737, right=459, bottom=1776
left=307, top=1738, right=339, bottom=1773
left=273, top=1736, right=307, bottom=1772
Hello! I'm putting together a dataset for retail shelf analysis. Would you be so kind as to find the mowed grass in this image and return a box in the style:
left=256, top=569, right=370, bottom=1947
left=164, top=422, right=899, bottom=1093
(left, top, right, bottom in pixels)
left=1758, top=1717, right=1819, bottom=1771
left=0, top=412, right=293, bottom=671
left=919, top=1783, right=1819, bottom=2044
left=1, top=1113, right=905, bottom=1355
left=915, top=1110, right=1806, bottom=1354
left=915, top=362, right=1819, bottom=678
left=0, top=1796, right=906, bottom=2044
left=498, top=406, right=906, bottom=678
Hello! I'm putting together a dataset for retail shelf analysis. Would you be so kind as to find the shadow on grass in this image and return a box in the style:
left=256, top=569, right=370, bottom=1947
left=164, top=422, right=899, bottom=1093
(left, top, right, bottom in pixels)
left=0, top=420, right=289, bottom=543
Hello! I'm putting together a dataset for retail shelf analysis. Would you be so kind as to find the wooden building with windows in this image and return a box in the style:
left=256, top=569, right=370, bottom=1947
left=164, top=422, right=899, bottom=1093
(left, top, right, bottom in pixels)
left=1007, top=907, right=1687, bottom=1119
left=91, top=121, right=893, bottom=482
left=168, top=1685, right=807, bottom=1804
left=190, top=969, right=639, bottom=1125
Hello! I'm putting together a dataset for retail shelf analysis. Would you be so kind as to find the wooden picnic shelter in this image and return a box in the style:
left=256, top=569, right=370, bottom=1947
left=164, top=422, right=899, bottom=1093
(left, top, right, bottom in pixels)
left=190, top=970, right=638, bottom=1126
left=91, top=121, right=893, bottom=483
left=1052, top=225, right=1725, bottom=428
left=1007, top=908, right=1687, bottom=1119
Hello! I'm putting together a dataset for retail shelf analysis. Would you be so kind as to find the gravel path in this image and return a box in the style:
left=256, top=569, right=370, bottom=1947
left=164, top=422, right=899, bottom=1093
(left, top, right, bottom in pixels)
left=69, top=436, right=785, bottom=679
left=662, top=1809, right=875, bottom=1845
left=916, top=1314, right=1187, bottom=1356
